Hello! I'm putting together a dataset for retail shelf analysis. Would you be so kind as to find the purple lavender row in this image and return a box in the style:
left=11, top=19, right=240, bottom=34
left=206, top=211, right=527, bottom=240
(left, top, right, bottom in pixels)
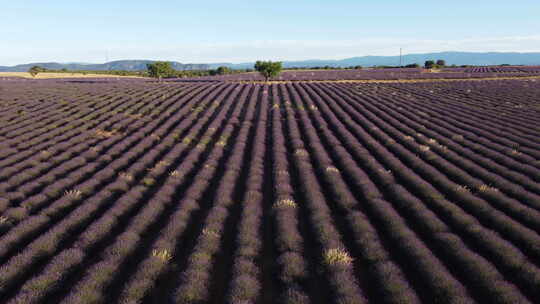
left=375, top=83, right=540, bottom=159
left=0, top=84, right=139, bottom=154
left=300, top=82, right=524, bottom=303
left=355, top=81, right=540, bottom=156
left=1, top=83, right=175, bottom=157
left=85, top=83, right=246, bottom=304
left=349, top=81, right=540, bottom=153
left=0, top=83, right=222, bottom=301
left=326, top=84, right=540, bottom=258
left=0, top=83, right=217, bottom=262
left=313, top=82, right=540, bottom=300
left=0, top=84, right=197, bottom=199
left=267, top=84, right=312, bottom=304
left=0, top=86, right=130, bottom=164
left=279, top=84, right=367, bottom=304
left=393, top=81, right=540, bottom=134
left=0, top=85, right=196, bottom=225
left=226, top=85, right=268, bottom=304
left=329, top=84, right=540, bottom=220
left=323, top=82, right=540, bottom=257
left=173, top=85, right=258, bottom=303
left=393, top=82, right=537, bottom=130
left=339, top=83, right=540, bottom=196
left=349, top=83, right=540, bottom=183
left=0, top=83, right=182, bottom=167
left=60, top=83, right=244, bottom=304
left=0, top=85, right=112, bottom=136
left=378, top=114, right=540, bottom=224
left=9, top=82, right=236, bottom=304
left=0, top=84, right=162, bottom=173
left=185, top=66, right=540, bottom=82
left=115, top=84, right=250, bottom=304
left=291, top=82, right=423, bottom=303
left=310, top=83, right=538, bottom=302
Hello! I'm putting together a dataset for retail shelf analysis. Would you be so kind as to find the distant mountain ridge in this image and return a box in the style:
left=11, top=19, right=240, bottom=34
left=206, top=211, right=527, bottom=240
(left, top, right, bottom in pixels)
left=2, top=52, right=540, bottom=72
left=209, top=52, right=540, bottom=69
left=0, top=60, right=209, bottom=72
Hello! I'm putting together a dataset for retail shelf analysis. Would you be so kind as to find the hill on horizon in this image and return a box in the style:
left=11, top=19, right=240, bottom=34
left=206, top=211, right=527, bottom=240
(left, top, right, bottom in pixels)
left=0, top=60, right=210, bottom=72
left=1, top=52, right=540, bottom=72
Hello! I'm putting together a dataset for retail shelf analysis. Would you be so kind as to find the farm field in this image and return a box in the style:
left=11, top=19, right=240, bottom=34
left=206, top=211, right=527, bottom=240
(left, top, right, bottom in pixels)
left=0, top=72, right=141, bottom=79
left=190, top=66, right=540, bottom=82
left=0, top=77, right=539, bottom=304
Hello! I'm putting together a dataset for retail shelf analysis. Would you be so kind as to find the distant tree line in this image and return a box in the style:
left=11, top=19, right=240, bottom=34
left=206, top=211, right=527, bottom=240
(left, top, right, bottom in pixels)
left=149, top=60, right=285, bottom=82
left=31, top=60, right=520, bottom=82
left=424, top=59, right=446, bottom=69
left=28, top=66, right=147, bottom=77
left=146, top=62, right=253, bottom=81
left=284, top=65, right=363, bottom=70
left=27, top=63, right=250, bottom=80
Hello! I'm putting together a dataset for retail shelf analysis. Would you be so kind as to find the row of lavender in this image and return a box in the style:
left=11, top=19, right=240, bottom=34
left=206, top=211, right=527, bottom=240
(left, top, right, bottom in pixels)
left=179, top=66, right=540, bottom=82
left=0, top=80, right=232, bottom=302
left=281, top=80, right=540, bottom=303
left=0, top=78, right=539, bottom=303
left=443, top=66, right=540, bottom=74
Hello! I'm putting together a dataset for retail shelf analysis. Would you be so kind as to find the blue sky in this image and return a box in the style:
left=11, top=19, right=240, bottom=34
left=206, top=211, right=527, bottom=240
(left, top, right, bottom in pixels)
left=1, top=0, right=539, bottom=65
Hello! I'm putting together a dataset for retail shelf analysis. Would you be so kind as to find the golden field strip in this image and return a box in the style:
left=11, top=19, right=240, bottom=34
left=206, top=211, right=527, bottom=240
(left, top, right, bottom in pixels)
left=0, top=72, right=142, bottom=79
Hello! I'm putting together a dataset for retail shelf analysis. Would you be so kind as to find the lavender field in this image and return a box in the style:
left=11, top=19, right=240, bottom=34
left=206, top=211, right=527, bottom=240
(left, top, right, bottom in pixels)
left=189, top=66, right=540, bottom=82
left=0, top=77, right=539, bottom=304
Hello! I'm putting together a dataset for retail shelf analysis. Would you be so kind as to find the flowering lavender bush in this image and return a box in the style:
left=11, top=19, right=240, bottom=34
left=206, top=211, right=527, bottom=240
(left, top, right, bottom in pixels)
left=0, top=76, right=539, bottom=303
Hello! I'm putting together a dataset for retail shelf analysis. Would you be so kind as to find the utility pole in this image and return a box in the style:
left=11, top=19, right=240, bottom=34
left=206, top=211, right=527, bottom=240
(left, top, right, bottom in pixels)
left=399, top=48, right=402, bottom=67
left=106, top=50, right=110, bottom=71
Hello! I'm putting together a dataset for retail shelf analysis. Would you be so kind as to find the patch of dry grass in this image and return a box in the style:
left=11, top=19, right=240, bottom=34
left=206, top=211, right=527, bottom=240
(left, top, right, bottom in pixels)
left=477, top=184, right=499, bottom=193
left=274, top=198, right=297, bottom=209
left=64, top=189, right=82, bottom=198
left=152, top=249, right=172, bottom=262
left=119, top=172, right=134, bottom=182
left=0, top=216, right=9, bottom=224
left=324, top=248, right=353, bottom=266
left=93, top=129, right=120, bottom=138
left=325, top=166, right=340, bottom=173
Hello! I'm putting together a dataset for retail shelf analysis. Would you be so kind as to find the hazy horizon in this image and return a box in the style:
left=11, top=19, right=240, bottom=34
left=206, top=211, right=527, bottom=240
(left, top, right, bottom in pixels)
left=2, top=1, right=539, bottom=66
left=4, top=50, right=540, bottom=67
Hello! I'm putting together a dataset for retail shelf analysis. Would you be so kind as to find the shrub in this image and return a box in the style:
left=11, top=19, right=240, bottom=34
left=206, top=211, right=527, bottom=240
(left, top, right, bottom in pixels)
left=324, top=248, right=354, bottom=267
left=147, top=61, right=175, bottom=82
left=151, top=249, right=172, bottom=262
left=254, top=60, right=283, bottom=81
left=274, top=198, right=297, bottom=209
left=142, top=178, right=156, bottom=187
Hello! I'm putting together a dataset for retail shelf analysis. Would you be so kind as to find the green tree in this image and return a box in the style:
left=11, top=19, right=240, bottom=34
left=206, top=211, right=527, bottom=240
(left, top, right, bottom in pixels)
left=254, top=60, right=282, bottom=82
left=28, top=66, right=44, bottom=77
left=436, top=59, right=446, bottom=67
left=216, top=66, right=231, bottom=75
left=424, top=60, right=436, bottom=69
left=405, top=63, right=421, bottom=68
left=146, top=61, right=175, bottom=82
